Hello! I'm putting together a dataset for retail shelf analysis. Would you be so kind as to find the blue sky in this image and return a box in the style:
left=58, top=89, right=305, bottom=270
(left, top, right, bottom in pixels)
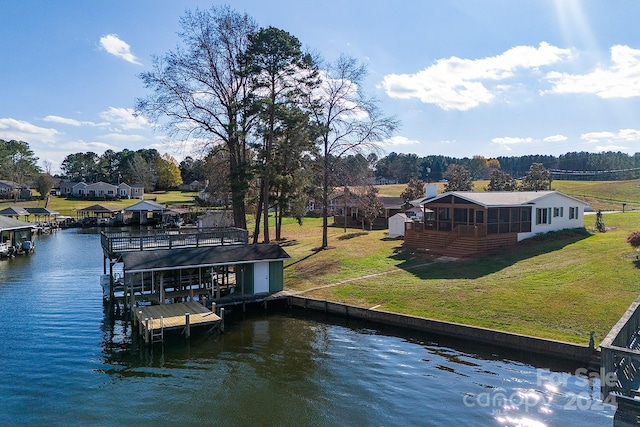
left=2, top=0, right=640, bottom=173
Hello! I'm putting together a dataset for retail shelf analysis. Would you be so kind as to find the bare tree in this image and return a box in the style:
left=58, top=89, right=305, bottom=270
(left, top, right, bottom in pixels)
left=136, top=6, right=257, bottom=229
left=309, top=55, right=398, bottom=249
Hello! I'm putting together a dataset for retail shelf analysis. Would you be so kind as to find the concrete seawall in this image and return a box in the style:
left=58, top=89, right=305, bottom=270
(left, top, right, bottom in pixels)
left=288, top=296, right=595, bottom=363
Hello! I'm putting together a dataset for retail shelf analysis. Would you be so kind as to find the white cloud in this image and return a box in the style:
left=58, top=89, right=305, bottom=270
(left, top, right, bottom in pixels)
left=491, top=136, right=534, bottom=145
left=0, top=118, right=59, bottom=142
left=545, top=45, right=640, bottom=98
left=543, top=134, right=568, bottom=142
left=99, top=34, right=141, bottom=65
left=581, top=128, right=640, bottom=144
left=58, top=140, right=118, bottom=152
left=43, top=115, right=105, bottom=127
left=99, top=107, right=149, bottom=130
left=100, top=133, right=146, bottom=142
left=382, top=135, right=420, bottom=146
left=595, top=144, right=627, bottom=152
left=382, top=42, right=572, bottom=111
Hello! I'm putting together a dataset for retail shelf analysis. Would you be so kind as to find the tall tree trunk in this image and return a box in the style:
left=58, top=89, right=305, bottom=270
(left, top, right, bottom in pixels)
left=253, top=182, right=264, bottom=244
left=228, top=138, right=247, bottom=230
left=322, top=149, right=329, bottom=249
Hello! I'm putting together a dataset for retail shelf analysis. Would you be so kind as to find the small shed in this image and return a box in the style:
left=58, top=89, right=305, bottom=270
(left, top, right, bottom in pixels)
left=388, top=213, right=410, bottom=238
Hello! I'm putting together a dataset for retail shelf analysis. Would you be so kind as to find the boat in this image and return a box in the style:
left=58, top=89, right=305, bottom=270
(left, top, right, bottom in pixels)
left=17, top=240, right=35, bottom=255
left=0, top=242, right=10, bottom=258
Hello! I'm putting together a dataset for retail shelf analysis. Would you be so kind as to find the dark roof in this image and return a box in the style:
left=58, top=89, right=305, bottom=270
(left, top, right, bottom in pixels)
left=120, top=244, right=291, bottom=273
left=25, top=207, right=59, bottom=215
left=79, top=204, right=121, bottom=213
left=0, top=206, right=29, bottom=216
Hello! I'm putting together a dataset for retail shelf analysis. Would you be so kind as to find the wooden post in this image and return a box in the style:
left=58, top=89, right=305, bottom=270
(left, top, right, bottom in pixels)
left=185, top=313, right=190, bottom=339
left=220, top=307, right=225, bottom=333
left=144, top=318, right=150, bottom=344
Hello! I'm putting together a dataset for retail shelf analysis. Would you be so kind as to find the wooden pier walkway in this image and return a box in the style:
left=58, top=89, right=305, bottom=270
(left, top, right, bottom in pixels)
left=135, top=301, right=221, bottom=344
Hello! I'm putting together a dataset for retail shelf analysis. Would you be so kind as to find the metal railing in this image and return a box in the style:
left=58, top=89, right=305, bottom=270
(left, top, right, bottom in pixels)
left=601, top=296, right=640, bottom=402
left=101, top=227, right=249, bottom=254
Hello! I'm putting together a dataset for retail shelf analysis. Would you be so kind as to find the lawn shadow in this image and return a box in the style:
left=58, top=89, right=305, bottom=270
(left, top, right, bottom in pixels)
left=390, top=228, right=594, bottom=280
left=337, top=231, right=368, bottom=240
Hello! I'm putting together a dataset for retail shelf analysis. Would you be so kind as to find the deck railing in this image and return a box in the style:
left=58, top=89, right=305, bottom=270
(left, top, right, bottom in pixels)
left=601, top=296, right=640, bottom=402
left=101, top=227, right=249, bottom=254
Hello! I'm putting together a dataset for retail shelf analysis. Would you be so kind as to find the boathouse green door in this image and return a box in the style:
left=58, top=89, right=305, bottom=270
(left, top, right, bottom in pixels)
left=269, top=261, right=284, bottom=293
left=240, top=264, right=253, bottom=295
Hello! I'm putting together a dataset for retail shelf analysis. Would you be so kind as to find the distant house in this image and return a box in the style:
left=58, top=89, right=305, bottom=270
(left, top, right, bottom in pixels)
left=118, top=183, right=132, bottom=198
left=179, top=180, right=205, bottom=192
left=129, top=183, right=145, bottom=199
left=59, top=181, right=143, bottom=199
left=369, top=177, right=399, bottom=185
left=0, top=180, right=19, bottom=198
left=85, top=182, right=118, bottom=199
left=329, top=188, right=405, bottom=229
left=404, top=190, right=587, bottom=257
left=59, top=181, right=75, bottom=196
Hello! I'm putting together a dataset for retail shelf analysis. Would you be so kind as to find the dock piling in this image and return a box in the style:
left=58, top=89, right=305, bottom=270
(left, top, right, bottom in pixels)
left=185, top=313, right=190, bottom=339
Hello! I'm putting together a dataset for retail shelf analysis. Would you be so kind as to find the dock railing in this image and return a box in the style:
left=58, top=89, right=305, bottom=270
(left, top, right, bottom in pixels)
left=101, top=227, right=249, bottom=254
left=600, top=295, right=640, bottom=402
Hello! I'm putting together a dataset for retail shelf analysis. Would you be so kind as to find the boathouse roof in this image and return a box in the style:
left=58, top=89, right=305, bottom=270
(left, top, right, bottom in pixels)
left=79, top=204, right=121, bottom=214
left=120, top=244, right=291, bottom=273
left=0, top=206, right=29, bottom=217
left=0, top=215, right=34, bottom=231
left=25, top=207, right=59, bottom=216
left=124, top=200, right=166, bottom=212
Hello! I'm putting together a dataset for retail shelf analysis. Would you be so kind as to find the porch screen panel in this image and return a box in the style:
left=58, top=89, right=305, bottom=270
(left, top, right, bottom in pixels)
left=521, top=208, right=532, bottom=232
left=487, top=208, right=499, bottom=234
left=499, top=208, right=510, bottom=233
left=438, top=207, right=451, bottom=231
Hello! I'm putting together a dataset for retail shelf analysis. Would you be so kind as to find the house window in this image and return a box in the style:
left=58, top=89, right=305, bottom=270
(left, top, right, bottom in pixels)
left=569, top=207, right=579, bottom=219
left=536, top=208, right=551, bottom=225
left=553, top=207, right=563, bottom=217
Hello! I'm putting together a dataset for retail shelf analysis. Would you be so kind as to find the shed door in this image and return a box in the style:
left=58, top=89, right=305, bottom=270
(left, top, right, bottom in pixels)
left=254, top=262, right=270, bottom=294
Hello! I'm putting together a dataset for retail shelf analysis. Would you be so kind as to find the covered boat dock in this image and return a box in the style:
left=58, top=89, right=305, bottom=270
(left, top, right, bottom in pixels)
left=100, top=227, right=290, bottom=343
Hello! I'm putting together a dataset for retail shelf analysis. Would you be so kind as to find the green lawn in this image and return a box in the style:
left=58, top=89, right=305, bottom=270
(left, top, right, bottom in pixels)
left=281, top=212, right=640, bottom=345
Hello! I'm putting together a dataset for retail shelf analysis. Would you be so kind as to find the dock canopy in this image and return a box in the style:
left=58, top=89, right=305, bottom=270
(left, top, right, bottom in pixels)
left=25, top=207, right=59, bottom=219
left=79, top=204, right=121, bottom=217
left=120, top=244, right=291, bottom=273
left=0, top=206, right=29, bottom=218
left=124, top=200, right=166, bottom=213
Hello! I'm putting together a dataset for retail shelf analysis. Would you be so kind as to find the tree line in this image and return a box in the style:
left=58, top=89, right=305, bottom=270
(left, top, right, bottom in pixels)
left=374, top=151, right=640, bottom=183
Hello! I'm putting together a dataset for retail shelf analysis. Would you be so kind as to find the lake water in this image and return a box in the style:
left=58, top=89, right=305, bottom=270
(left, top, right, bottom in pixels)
left=0, top=228, right=619, bottom=426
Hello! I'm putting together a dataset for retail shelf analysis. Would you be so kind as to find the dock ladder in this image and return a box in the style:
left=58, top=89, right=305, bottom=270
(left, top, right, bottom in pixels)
left=147, top=316, right=164, bottom=344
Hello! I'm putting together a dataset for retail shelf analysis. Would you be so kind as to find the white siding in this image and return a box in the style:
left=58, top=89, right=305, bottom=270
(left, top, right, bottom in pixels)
left=517, top=192, right=585, bottom=241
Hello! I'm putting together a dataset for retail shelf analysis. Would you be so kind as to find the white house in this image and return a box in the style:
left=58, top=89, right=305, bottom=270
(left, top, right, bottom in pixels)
left=404, top=190, right=587, bottom=256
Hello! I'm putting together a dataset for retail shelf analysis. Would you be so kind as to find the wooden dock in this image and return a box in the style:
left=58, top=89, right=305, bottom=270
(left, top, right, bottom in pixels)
left=135, top=301, right=221, bottom=344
